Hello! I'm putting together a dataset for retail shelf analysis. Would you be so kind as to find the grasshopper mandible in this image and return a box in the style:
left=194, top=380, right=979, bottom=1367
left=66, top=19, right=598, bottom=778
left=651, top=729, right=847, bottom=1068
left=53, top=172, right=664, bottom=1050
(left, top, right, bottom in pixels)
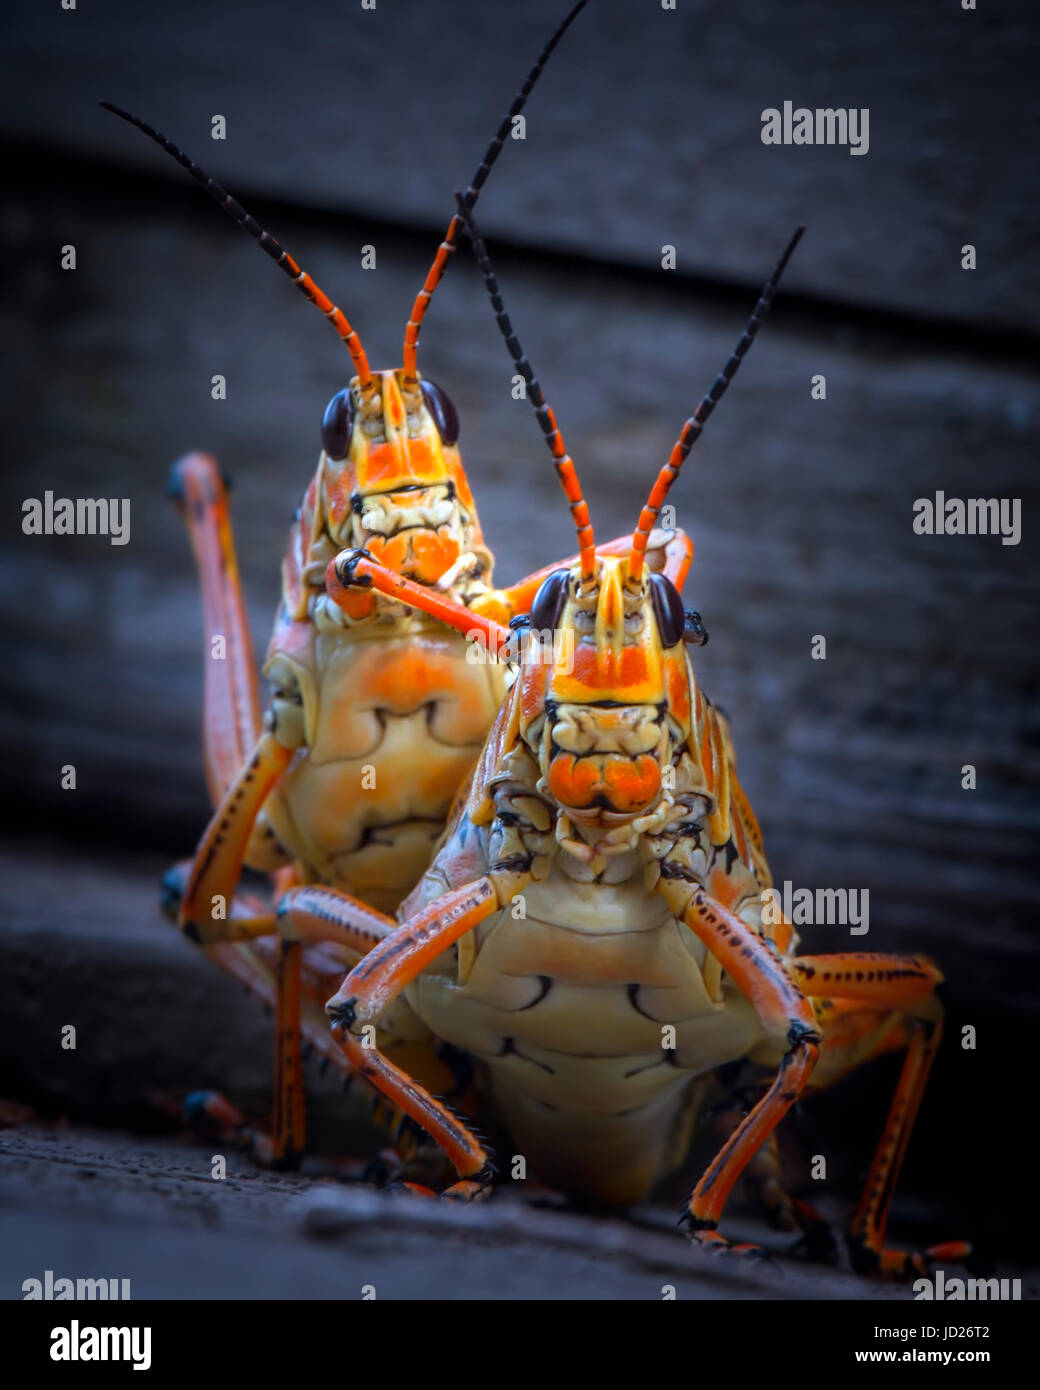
left=310, top=207, right=969, bottom=1275
left=105, top=2, right=687, bottom=1166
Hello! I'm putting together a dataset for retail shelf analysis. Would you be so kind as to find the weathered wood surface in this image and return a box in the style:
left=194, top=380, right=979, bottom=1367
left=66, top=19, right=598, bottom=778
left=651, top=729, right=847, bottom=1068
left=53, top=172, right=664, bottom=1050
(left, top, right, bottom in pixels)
left=1, top=0, right=1035, bottom=331
left=2, top=1123, right=926, bottom=1300
left=1, top=0, right=1038, bottom=1273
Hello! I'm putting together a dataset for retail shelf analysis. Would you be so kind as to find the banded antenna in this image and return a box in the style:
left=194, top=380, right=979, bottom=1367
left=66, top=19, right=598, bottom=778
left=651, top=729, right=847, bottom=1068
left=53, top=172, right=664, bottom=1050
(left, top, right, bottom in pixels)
left=100, top=100, right=374, bottom=389
left=455, top=194, right=596, bottom=579
left=101, top=2, right=587, bottom=393
left=628, top=226, right=805, bottom=581
left=402, top=0, right=587, bottom=378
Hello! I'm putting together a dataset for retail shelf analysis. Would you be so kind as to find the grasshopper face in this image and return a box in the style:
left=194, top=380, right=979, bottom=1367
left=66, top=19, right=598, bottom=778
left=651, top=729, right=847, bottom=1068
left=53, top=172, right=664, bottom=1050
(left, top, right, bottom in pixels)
left=517, top=555, right=693, bottom=826
left=319, top=369, right=490, bottom=588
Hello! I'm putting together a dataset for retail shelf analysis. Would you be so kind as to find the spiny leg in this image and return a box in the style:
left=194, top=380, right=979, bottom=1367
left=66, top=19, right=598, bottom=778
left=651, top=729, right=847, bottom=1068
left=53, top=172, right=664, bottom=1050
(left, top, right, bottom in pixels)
left=660, top=885, right=821, bottom=1254
left=795, top=955, right=970, bottom=1278
left=271, top=937, right=305, bottom=1166
left=176, top=732, right=405, bottom=1163
left=260, top=878, right=404, bottom=1167
left=170, top=452, right=262, bottom=804
left=849, top=1019, right=946, bottom=1277
left=276, top=881, right=400, bottom=1166
left=162, top=864, right=392, bottom=1160
left=170, top=453, right=316, bottom=1163
left=789, top=952, right=944, bottom=1011
left=321, top=875, right=526, bottom=1198
left=179, top=731, right=293, bottom=946
left=709, top=1094, right=797, bottom=1233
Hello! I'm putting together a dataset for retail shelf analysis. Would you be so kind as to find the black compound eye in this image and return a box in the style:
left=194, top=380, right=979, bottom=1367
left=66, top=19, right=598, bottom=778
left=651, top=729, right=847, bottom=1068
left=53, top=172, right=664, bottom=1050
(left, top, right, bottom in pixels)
left=649, top=572, right=686, bottom=648
left=529, top=569, right=570, bottom=633
left=420, top=379, right=460, bottom=446
left=322, top=388, right=355, bottom=461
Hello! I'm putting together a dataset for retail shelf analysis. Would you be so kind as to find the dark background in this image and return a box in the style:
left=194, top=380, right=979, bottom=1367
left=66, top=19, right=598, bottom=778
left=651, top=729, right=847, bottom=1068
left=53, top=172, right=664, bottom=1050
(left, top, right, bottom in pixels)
left=1, top=0, right=1037, bottom=1286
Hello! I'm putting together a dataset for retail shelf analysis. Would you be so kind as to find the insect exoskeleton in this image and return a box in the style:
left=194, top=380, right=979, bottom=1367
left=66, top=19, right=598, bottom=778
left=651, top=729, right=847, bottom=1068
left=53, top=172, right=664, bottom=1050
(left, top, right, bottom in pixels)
left=315, top=208, right=968, bottom=1278
left=106, top=3, right=667, bottom=1167
left=257, top=362, right=505, bottom=911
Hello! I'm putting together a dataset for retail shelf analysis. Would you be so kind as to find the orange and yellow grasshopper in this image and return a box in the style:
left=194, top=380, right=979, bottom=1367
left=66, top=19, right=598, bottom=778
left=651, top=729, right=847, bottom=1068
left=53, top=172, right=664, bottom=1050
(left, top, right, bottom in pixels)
left=105, top=1, right=687, bottom=1167
left=300, top=205, right=970, bottom=1275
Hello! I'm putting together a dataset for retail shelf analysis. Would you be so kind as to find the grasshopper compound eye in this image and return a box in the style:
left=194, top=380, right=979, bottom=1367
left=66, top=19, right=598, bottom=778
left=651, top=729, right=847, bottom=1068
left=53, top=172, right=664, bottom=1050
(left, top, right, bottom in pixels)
left=420, top=380, right=460, bottom=446
left=648, top=572, right=686, bottom=649
left=321, top=388, right=356, bottom=461
left=530, top=568, right=570, bottom=633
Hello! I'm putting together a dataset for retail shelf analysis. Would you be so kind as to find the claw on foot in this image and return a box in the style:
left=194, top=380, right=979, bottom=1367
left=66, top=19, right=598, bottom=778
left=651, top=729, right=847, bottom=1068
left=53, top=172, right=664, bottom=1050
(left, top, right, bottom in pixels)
left=334, top=548, right=376, bottom=589
left=442, top=1179, right=493, bottom=1203
left=683, top=1222, right=769, bottom=1261
left=848, top=1234, right=973, bottom=1280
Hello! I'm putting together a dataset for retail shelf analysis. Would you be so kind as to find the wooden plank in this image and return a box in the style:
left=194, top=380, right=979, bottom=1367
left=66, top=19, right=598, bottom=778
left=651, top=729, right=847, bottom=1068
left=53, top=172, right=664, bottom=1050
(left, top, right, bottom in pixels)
left=0, top=0, right=1035, bottom=329
left=2, top=132, right=1035, bottom=1259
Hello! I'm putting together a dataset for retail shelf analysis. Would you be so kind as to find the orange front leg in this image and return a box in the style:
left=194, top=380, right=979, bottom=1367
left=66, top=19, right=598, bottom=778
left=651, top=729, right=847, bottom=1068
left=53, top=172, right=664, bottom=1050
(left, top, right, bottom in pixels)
left=327, top=550, right=511, bottom=654
left=327, top=533, right=694, bottom=643
left=660, top=883, right=821, bottom=1253
left=320, top=875, right=525, bottom=1195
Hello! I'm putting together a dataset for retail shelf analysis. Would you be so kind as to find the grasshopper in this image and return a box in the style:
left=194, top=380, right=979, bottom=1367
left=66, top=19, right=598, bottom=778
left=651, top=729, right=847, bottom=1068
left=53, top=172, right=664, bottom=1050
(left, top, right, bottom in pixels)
left=305, top=206, right=970, bottom=1275
left=105, top=2, right=687, bottom=1166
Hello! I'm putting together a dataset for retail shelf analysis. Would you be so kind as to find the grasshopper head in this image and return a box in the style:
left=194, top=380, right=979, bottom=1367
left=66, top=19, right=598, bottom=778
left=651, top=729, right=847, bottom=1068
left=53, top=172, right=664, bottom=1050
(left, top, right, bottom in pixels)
left=456, top=203, right=801, bottom=827
left=101, top=7, right=588, bottom=599
left=516, top=555, right=694, bottom=825
left=318, top=369, right=490, bottom=587
left=453, top=206, right=800, bottom=839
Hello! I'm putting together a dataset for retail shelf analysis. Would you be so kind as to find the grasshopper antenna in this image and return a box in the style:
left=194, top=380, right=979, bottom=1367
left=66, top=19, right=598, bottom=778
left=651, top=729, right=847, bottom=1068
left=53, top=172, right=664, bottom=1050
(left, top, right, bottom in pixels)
left=402, top=0, right=587, bottom=379
left=99, top=100, right=374, bottom=390
left=455, top=194, right=596, bottom=580
left=628, top=226, right=805, bottom=581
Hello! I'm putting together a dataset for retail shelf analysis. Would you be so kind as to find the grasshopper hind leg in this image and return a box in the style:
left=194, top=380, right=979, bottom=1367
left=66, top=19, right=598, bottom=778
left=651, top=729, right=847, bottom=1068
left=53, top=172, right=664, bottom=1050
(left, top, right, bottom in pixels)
left=793, top=955, right=973, bottom=1278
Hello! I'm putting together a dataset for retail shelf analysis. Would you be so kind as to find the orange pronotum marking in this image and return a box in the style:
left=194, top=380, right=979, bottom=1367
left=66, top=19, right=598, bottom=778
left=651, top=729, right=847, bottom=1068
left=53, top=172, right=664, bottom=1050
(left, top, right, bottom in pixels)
left=567, top=643, right=651, bottom=693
